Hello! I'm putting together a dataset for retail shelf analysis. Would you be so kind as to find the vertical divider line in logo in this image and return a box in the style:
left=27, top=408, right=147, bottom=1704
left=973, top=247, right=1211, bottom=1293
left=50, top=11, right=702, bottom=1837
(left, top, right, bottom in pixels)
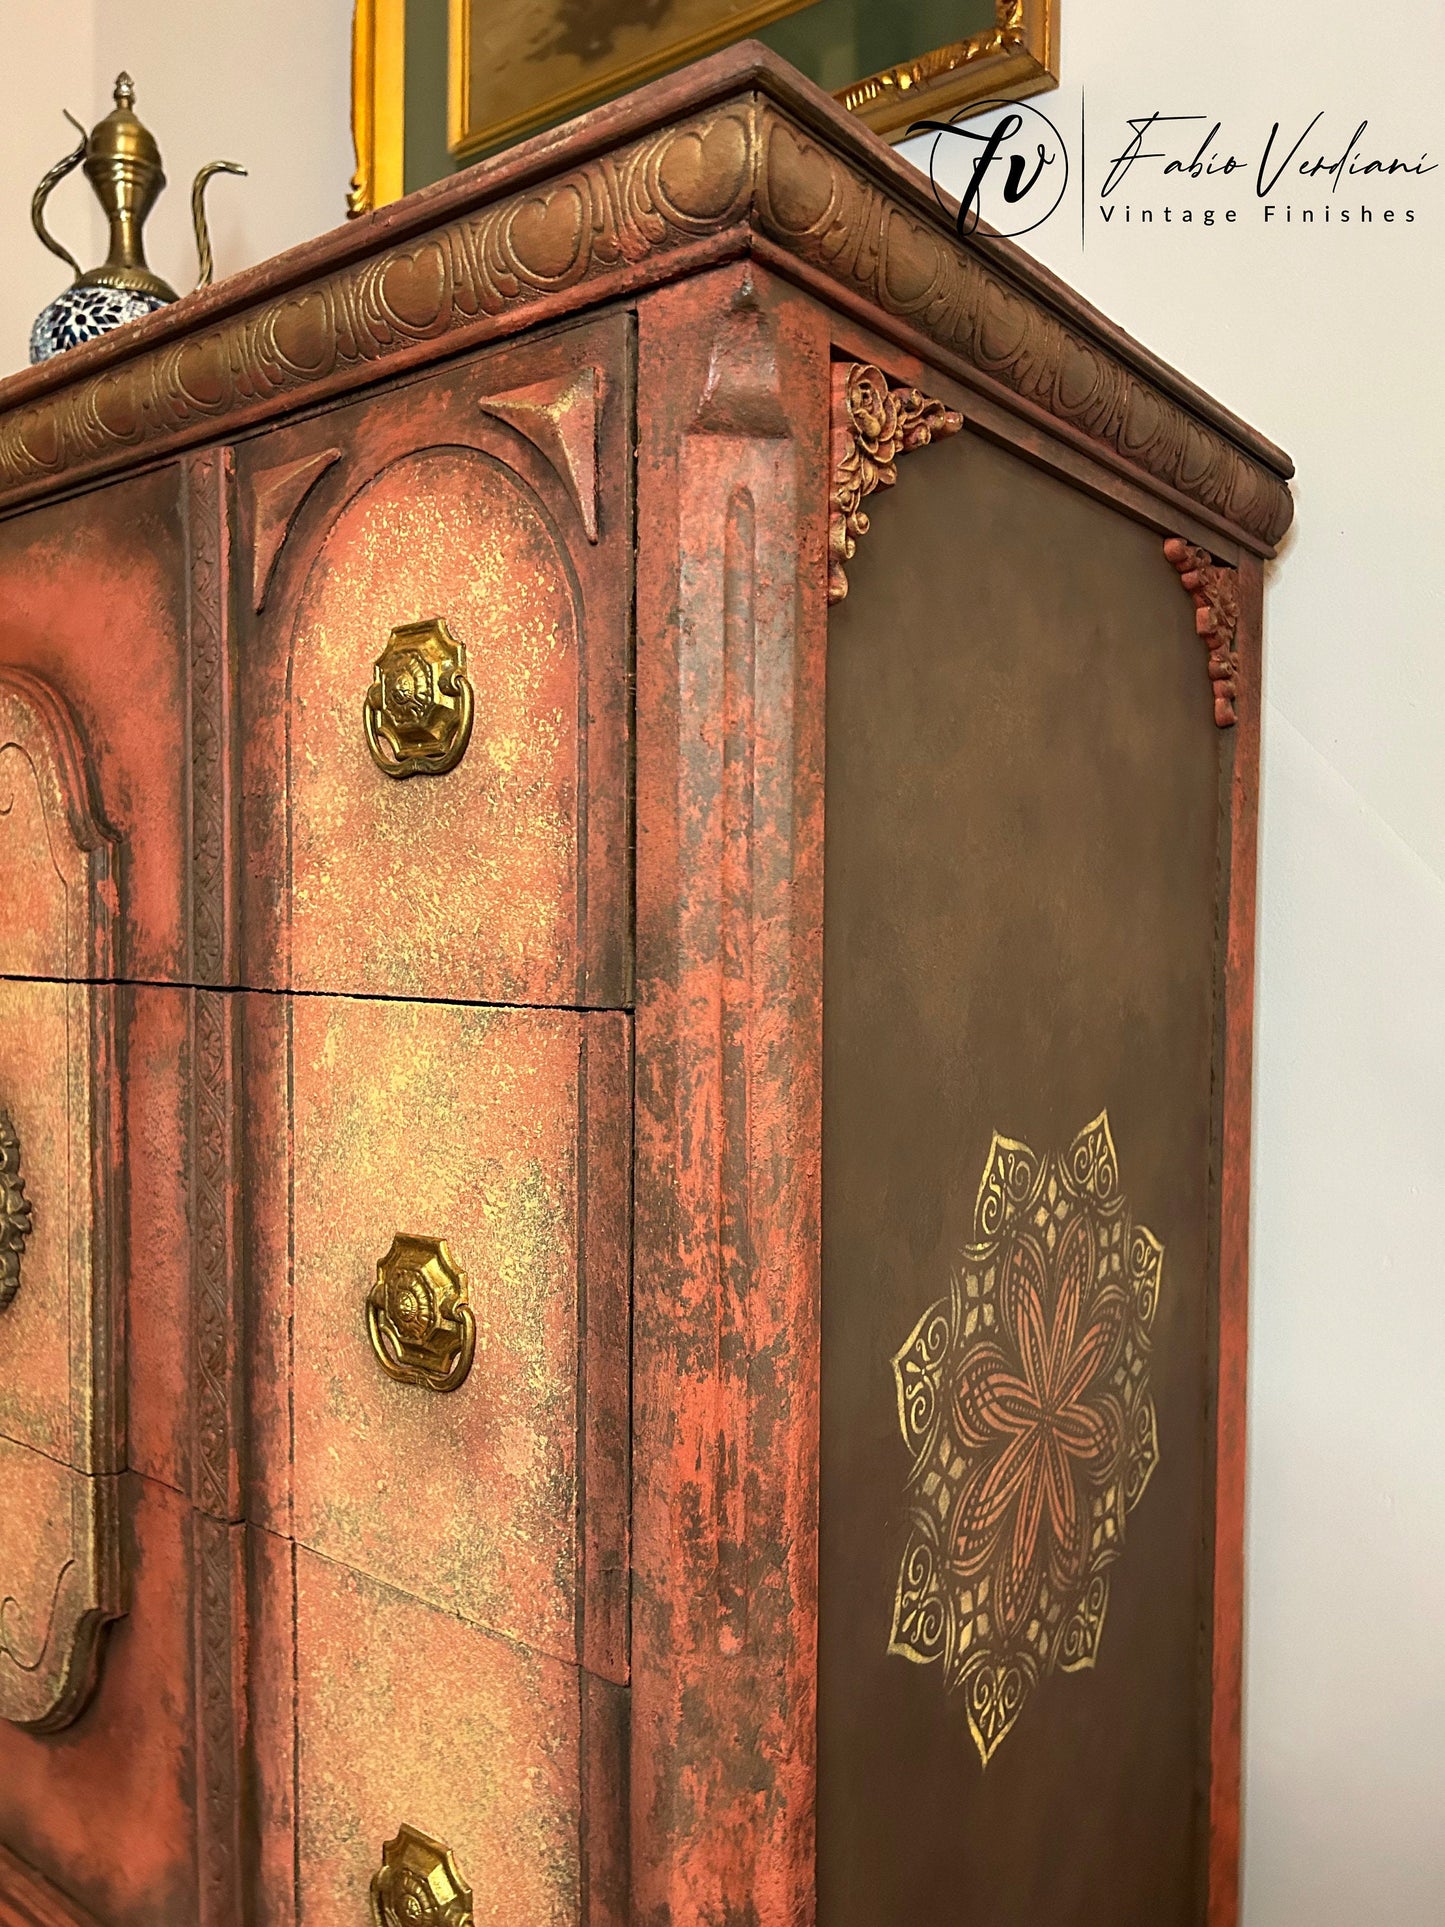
left=1081, top=91, right=1087, bottom=247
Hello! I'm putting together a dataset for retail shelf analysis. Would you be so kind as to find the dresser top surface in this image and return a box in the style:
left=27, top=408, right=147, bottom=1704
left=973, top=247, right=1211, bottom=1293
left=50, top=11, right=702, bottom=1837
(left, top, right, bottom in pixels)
left=0, top=41, right=1292, bottom=550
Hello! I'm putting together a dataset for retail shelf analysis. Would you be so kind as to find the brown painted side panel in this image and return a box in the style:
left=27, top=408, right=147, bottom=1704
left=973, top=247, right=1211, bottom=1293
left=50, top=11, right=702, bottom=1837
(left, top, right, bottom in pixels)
left=234, top=314, right=633, bottom=1009
left=818, top=422, right=1224, bottom=1926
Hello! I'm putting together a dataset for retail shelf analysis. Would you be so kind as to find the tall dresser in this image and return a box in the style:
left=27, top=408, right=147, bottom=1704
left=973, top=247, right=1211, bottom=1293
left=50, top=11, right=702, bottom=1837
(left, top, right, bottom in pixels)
left=0, top=43, right=1292, bottom=1927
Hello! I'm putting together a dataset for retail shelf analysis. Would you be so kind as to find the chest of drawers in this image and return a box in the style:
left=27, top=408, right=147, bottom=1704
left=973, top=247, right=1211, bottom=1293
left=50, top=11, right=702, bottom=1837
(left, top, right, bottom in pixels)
left=0, top=42, right=1291, bottom=1927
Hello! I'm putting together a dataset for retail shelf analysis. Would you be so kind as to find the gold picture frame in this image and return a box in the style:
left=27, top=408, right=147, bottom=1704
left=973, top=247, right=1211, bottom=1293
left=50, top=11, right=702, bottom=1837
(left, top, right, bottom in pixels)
left=839, top=1, right=1057, bottom=140
left=349, top=1, right=1059, bottom=216
left=348, top=0, right=406, bottom=217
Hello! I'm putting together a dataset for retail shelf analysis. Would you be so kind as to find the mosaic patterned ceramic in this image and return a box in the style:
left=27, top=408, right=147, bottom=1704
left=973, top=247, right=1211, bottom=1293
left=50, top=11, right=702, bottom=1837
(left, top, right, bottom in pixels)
left=29, top=283, right=167, bottom=365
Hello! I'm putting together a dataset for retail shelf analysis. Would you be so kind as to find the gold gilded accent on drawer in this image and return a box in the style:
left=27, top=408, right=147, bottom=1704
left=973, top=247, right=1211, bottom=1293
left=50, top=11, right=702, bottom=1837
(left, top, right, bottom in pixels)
left=366, top=1234, right=475, bottom=1393
left=0, top=1108, right=33, bottom=1312
left=287, top=448, right=581, bottom=1003
left=279, top=997, right=630, bottom=1680
left=364, top=616, right=475, bottom=778
left=370, top=1824, right=474, bottom=1927
left=288, top=1550, right=612, bottom=1922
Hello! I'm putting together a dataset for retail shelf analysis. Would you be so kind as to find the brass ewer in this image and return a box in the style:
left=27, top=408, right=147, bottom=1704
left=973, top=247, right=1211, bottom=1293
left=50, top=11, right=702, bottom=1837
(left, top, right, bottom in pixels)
left=32, top=72, right=245, bottom=304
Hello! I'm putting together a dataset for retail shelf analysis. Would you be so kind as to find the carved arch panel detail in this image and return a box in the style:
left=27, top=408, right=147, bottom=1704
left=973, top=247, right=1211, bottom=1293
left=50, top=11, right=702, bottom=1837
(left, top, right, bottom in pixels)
left=0, top=666, right=122, bottom=1730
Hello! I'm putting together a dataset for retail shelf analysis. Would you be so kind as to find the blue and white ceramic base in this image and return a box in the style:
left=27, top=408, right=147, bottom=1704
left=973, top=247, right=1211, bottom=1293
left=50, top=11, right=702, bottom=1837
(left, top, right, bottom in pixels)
left=29, top=283, right=168, bottom=364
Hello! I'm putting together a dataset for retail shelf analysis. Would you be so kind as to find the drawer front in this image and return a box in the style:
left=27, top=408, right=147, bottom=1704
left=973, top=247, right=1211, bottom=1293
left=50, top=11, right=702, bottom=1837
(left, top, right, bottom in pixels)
left=0, top=979, right=97, bottom=1471
left=236, top=313, right=633, bottom=1007
left=246, top=993, right=629, bottom=1686
left=0, top=674, right=117, bottom=1476
left=247, top=1544, right=624, bottom=1927
left=0, top=669, right=124, bottom=1739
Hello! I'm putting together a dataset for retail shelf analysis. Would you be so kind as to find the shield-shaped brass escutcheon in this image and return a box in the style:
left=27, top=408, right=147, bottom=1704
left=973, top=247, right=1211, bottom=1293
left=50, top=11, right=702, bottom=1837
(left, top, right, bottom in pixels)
left=363, top=616, right=475, bottom=778
left=370, top=1823, right=474, bottom=1927
left=366, top=1233, right=475, bottom=1393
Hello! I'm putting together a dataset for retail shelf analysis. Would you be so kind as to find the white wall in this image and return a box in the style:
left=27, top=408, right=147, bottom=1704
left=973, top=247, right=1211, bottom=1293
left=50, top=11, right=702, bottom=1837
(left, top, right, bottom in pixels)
left=2, top=0, right=353, bottom=371
left=903, top=4, right=1445, bottom=1920
left=5, top=1, right=101, bottom=371
left=0, top=4, right=1440, bottom=1921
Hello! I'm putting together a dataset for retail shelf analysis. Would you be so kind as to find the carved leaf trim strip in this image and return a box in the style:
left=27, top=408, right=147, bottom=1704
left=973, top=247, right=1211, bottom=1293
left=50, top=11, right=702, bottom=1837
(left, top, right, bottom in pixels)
left=191, top=990, right=239, bottom=1520
left=828, top=362, right=962, bottom=604
left=194, top=1513, right=244, bottom=1924
left=185, top=449, right=232, bottom=985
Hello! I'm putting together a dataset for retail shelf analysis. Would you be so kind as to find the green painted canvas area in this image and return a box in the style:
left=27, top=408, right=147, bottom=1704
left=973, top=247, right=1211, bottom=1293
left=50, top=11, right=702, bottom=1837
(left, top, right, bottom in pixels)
left=759, top=0, right=1000, bottom=93
left=401, top=0, right=1004, bottom=190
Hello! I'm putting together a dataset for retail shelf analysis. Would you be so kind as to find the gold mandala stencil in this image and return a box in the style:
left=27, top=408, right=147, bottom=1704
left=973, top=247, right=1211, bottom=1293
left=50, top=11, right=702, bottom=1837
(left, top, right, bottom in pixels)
left=888, top=1113, right=1165, bottom=1767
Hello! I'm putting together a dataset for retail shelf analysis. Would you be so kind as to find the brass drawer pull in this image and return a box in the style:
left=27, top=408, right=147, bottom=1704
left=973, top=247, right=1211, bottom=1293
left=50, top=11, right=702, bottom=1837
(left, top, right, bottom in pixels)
left=363, top=617, right=474, bottom=778
left=371, top=1824, right=474, bottom=1927
left=0, top=1108, right=33, bottom=1312
left=366, top=1234, right=475, bottom=1393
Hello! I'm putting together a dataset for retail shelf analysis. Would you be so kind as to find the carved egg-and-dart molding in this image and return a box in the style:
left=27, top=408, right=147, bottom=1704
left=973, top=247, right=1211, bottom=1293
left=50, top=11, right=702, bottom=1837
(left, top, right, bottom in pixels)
left=0, top=82, right=1294, bottom=554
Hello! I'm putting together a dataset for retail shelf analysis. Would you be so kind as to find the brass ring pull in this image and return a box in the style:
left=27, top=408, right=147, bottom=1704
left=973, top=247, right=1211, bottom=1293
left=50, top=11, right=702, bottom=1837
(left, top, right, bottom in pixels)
left=363, top=617, right=474, bottom=778
left=366, top=1235, right=475, bottom=1393
left=371, top=1824, right=474, bottom=1927
left=0, top=1108, right=33, bottom=1314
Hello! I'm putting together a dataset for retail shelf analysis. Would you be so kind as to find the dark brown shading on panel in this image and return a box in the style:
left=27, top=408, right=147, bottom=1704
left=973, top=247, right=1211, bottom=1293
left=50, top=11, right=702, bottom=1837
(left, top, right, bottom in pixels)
left=819, top=422, right=1225, bottom=1927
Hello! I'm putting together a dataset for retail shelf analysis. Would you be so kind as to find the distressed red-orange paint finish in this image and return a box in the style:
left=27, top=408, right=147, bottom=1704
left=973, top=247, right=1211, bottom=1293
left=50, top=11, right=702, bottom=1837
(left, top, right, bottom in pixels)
left=239, top=991, right=631, bottom=1917
left=631, top=263, right=830, bottom=1927
left=122, top=987, right=194, bottom=1494
left=0, top=469, right=187, bottom=984
left=0, top=1476, right=196, bottom=1927
left=0, top=1842, right=104, bottom=1927
left=0, top=50, right=1286, bottom=1927
left=285, top=1546, right=624, bottom=1927
left=1207, top=554, right=1264, bottom=1927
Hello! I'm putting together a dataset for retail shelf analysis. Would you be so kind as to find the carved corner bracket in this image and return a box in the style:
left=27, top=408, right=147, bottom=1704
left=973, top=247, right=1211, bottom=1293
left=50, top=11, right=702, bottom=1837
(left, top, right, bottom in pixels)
left=828, top=362, right=963, bottom=605
left=1164, top=538, right=1241, bottom=727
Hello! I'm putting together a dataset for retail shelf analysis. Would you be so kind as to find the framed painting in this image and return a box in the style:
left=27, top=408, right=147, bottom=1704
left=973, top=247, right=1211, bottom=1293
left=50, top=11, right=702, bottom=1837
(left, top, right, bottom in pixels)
left=348, top=0, right=1059, bottom=213
left=764, top=0, right=1058, bottom=138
